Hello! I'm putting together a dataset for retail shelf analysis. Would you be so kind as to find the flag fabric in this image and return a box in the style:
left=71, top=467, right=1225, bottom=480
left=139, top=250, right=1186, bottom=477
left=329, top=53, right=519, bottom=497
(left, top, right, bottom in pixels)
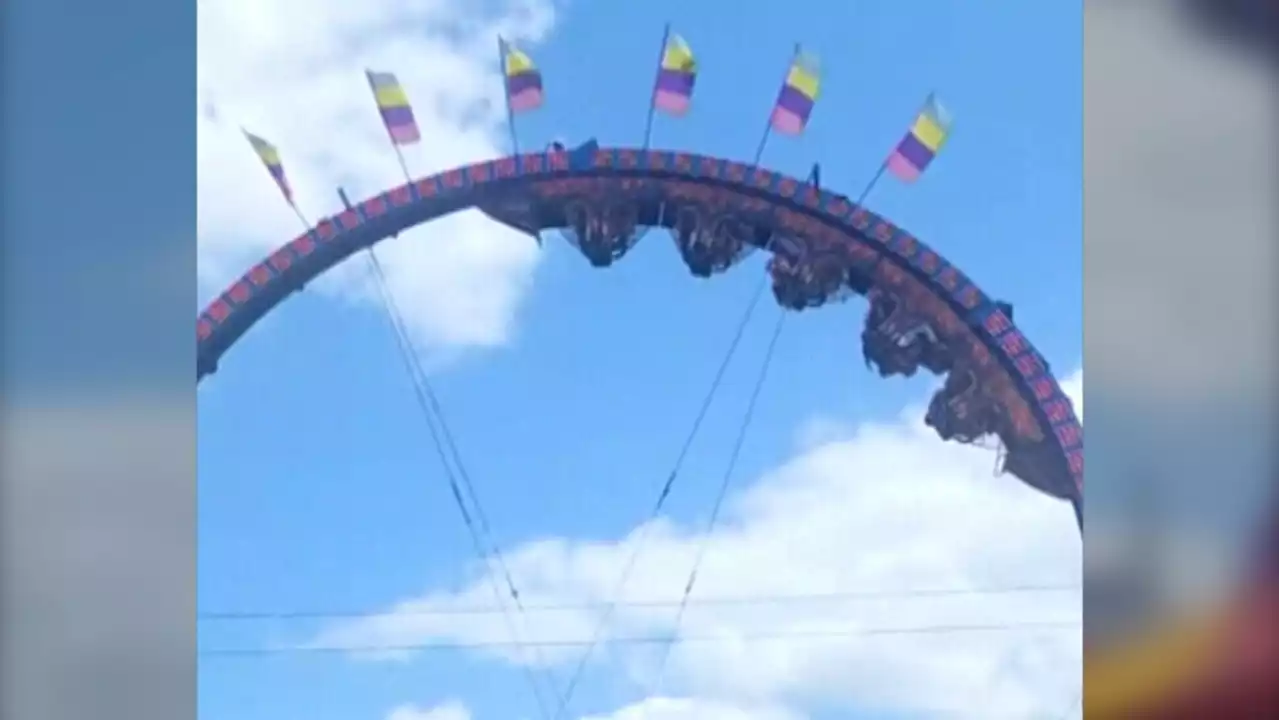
left=365, top=70, right=421, bottom=145
left=653, top=32, right=697, bottom=116
left=769, top=49, right=821, bottom=135
left=886, top=94, right=953, bottom=183
left=243, top=130, right=293, bottom=202
left=501, top=39, right=544, bottom=113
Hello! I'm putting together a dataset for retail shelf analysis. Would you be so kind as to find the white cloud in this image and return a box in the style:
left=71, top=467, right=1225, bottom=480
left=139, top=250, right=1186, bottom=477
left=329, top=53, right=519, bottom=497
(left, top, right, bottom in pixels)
left=581, top=697, right=803, bottom=720
left=386, top=696, right=800, bottom=720
left=1058, top=368, right=1082, bottom=419
left=387, top=700, right=471, bottom=720
left=324, top=372, right=1085, bottom=719
left=197, top=0, right=553, bottom=352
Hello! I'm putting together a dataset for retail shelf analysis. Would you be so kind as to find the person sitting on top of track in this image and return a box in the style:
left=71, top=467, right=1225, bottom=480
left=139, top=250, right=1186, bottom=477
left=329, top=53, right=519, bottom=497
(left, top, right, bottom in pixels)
left=807, top=162, right=821, bottom=189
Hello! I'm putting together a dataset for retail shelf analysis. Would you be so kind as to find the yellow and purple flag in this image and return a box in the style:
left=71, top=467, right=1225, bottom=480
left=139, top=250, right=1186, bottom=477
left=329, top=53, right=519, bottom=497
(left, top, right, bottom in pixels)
left=501, top=39, right=544, bottom=113
left=242, top=130, right=293, bottom=203
left=365, top=70, right=421, bottom=145
left=886, top=94, right=952, bottom=183
left=769, top=49, right=820, bottom=135
left=653, top=32, right=697, bottom=117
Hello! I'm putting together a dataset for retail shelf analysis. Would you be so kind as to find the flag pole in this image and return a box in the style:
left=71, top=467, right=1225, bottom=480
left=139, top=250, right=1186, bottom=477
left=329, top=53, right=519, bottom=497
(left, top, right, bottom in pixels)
left=752, top=42, right=800, bottom=165
left=854, top=162, right=888, bottom=206
left=392, top=146, right=413, bottom=184
left=856, top=90, right=936, bottom=207
left=497, top=37, right=544, bottom=247
left=642, top=22, right=672, bottom=150
left=242, top=126, right=309, bottom=227
left=498, top=36, right=521, bottom=155
left=289, top=202, right=311, bottom=232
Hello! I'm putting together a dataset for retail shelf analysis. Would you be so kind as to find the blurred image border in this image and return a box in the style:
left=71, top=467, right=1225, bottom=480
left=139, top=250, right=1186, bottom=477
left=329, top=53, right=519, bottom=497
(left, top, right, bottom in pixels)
left=1082, top=0, right=1277, bottom=717
left=0, top=0, right=197, bottom=719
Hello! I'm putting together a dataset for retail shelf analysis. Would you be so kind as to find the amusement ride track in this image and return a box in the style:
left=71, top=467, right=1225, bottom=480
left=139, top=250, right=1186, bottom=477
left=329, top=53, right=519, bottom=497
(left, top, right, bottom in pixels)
left=196, top=144, right=1084, bottom=526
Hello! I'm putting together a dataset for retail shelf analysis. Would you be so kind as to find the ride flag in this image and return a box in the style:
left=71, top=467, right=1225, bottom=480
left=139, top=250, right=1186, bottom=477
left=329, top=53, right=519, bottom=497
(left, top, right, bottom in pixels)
left=769, top=49, right=821, bottom=135
left=365, top=70, right=421, bottom=145
left=501, top=39, right=544, bottom=113
left=242, top=130, right=293, bottom=203
left=652, top=32, right=697, bottom=116
left=886, top=94, right=952, bottom=183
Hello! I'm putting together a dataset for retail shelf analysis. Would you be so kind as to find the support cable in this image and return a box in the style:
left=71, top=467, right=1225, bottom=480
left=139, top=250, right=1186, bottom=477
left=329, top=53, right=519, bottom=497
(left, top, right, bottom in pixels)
left=643, top=310, right=788, bottom=707
left=551, top=276, right=771, bottom=719
left=366, top=253, right=541, bottom=625
left=363, top=250, right=555, bottom=720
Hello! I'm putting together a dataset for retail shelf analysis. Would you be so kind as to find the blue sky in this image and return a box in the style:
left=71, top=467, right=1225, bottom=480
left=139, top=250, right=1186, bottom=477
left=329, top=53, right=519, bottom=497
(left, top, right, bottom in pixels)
left=197, top=1, right=1082, bottom=718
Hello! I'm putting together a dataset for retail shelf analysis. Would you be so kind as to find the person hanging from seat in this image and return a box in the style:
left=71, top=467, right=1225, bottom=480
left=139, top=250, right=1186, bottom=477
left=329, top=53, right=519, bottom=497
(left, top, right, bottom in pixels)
left=607, top=205, right=639, bottom=260
left=585, top=214, right=613, bottom=266
left=867, top=289, right=937, bottom=349
left=867, top=290, right=898, bottom=328
left=896, top=322, right=939, bottom=349
left=770, top=255, right=807, bottom=310
left=569, top=203, right=606, bottom=266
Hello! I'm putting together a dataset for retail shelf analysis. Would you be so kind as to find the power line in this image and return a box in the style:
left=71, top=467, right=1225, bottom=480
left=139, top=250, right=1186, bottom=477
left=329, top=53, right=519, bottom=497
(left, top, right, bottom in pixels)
left=199, top=619, right=1081, bottom=659
left=551, top=277, right=770, bottom=719
left=363, top=250, right=555, bottom=720
left=198, top=583, right=1081, bottom=622
left=645, top=310, right=787, bottom=708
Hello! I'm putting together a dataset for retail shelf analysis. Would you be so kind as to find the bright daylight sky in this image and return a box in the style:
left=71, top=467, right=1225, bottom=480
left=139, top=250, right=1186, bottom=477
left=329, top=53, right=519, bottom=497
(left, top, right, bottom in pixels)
left=196, top=1, right=1083, bottom=718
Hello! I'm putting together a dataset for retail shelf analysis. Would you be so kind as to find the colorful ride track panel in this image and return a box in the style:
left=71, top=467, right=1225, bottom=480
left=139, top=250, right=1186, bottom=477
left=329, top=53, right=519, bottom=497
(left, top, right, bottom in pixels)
left=196, top=146, right=1083, bottom=512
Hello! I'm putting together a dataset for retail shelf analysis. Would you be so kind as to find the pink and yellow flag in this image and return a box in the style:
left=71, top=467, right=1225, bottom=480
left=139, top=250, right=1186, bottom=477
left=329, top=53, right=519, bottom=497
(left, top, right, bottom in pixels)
left=769, top=49, right=821, bottom=135
left=652, top=32, right=697, bottom=116
left=501, top=39, right=544, bottom=113
left=365, top=70, right=421, bottom=145
left=242, top=130, right=293, bottom=203
left=886, top=94, right=952, bottom=183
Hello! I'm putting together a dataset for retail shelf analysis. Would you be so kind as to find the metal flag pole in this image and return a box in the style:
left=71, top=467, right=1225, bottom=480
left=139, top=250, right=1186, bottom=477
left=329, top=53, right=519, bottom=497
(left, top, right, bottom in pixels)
left=854, top=161, right=888, bottom=206
left=495, top=36, right=546, bottom=247
left=288, top=201, right=311, bottom=232
left=751, top=42, right=801, bottom=165
left=498, top=36, right=521, bottom=155
left=642, top=22, right=672, bottom=149
left=392, top=145, right=413, bottom=185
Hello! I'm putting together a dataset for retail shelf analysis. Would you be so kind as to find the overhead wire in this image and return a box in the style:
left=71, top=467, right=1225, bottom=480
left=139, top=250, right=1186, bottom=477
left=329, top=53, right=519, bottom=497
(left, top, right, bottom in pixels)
left=227, top=251, right=1082, bottom=715
left=643, top=309, right=788, bottom=706
left=362, top=249, right=556, bottom=720
left=199, top=618, right=1080, bottom=658
left=198, top=582, right=1081, bottom=622
left=550, top=275, right=771, bottom=719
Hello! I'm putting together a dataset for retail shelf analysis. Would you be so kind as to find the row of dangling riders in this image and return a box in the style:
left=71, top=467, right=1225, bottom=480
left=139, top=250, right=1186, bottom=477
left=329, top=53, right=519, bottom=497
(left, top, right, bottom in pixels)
left=560, top=198, right=1017, bottom=451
